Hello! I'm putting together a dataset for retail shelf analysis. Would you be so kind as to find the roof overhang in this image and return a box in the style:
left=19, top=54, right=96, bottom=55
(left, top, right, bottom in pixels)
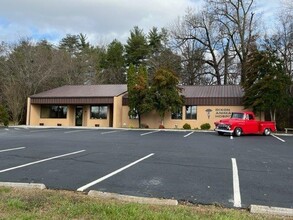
left=122, top=96, right=242, bottom=106
left=30, top=97, right=114, bottom=105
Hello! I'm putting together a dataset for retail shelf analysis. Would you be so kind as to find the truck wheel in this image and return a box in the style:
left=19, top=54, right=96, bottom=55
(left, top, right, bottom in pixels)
left=263, top=128, right=271, bottom=136
left=234, top=128, right=242, bottom=137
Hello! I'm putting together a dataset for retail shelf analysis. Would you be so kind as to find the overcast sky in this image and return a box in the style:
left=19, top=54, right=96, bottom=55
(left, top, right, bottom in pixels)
left=0, top=0, right=281, bottom=46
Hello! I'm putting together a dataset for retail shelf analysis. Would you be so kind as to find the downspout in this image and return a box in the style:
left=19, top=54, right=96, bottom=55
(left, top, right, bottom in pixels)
left=26, top=97, right=31, bottom=126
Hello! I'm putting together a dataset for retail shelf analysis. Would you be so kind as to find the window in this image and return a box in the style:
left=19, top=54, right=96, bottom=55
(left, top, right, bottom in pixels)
left=40, top=105, right=67, bottom=118
left=231, top=113, right=244, bottom=119
left=186, top=105, right=197, bottom=120
left=90, top=105, right=108, bottom=119
left=171, top=108, right=182, bottom=120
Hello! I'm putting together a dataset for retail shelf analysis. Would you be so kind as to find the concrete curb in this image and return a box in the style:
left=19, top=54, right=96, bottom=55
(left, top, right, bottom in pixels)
left=250, top=205, right=293, bottom=217
left=9, top=125, right=213, bottom=133
left=0, top=182, right=46, bottom=190
left=88, top=191, right=178, bottom=206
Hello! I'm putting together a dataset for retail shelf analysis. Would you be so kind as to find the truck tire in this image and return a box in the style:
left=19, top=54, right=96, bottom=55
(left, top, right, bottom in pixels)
left=234, top=127, right=242, bottom=137
left=263, top=128, right=271, bottom=136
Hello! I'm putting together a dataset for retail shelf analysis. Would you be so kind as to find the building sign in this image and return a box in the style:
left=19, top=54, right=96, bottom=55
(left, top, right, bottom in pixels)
left=215, top=108, right=231, bottom=118
left=205, top=109, right=213, bottom=119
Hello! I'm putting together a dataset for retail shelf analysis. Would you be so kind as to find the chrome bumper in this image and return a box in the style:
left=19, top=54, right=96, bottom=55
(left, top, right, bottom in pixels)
left=214, top=128, right=234, bottom=134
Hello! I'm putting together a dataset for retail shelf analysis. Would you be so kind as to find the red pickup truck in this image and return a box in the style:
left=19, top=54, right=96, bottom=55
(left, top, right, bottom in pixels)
left=214, top=111, right=276, bottom=136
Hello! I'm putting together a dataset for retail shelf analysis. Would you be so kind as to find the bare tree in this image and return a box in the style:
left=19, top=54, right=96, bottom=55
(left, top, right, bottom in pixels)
left=0, top=39, right=66, bottom=124
left=171, top=8, right=234, bottom=85
left=179, top=39, right=206, bottom=85
left=264, top=19, right=293, bottom=78
left=264, top=1, right=293, bottom=79
left=207, top=0, right=258, bottom=84
left=281, top=0, right=293, bottom=13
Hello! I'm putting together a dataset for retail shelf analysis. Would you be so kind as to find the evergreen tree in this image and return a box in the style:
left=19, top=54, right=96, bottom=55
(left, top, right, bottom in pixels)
left=148, top=27, right=164, bottom=55
left=243, top=50, right=293, bottom=122
left=0, top=105, right=9, bottom=126
left=99, top=39, right=126, bottom=83
left=147, top=27, right=181, bottom=81
left=59, top=34, right=81, bottom=55
left=59, top=34, right=100, bottom=85
left=125, top=26, right=149, bottom=66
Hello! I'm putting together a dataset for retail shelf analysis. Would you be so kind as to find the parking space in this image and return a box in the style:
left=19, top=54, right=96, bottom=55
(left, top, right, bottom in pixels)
left=0, top=127, right=292, bottom=208
left=238, top=158, right=293, bottom=208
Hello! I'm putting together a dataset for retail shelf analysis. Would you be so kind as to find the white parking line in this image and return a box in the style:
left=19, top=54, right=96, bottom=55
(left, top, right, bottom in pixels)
left=0, top=147, right=26, bottom=153
left=64, top=130, right=86, bottom=134
left=101, top=130, right=119, bottom=135
left=271, top=134, right=286, bottom=143
left=140, top=130, right=160, bottom=136
left=0, top=150, right=85, bottom=174
left=231, top=158, right=242, bottom=208
left=184, top=131, right=194, bottom=138
left=77, top=153, right=155, bottom=192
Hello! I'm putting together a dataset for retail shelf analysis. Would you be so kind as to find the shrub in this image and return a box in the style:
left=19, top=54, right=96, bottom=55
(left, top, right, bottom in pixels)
left=200, top=123, right=211, bottom=130
left=140, top=123, right=149, bottom=128
left=183, top=123, right=191, bottom=129
left=0, top=105, right=9, bottom=127
left=159, top=124, right=165, bottom=129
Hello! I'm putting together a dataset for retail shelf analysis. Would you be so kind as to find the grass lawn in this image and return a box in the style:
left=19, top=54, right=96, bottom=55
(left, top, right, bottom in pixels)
left=0, top=187, right=285, bottom=220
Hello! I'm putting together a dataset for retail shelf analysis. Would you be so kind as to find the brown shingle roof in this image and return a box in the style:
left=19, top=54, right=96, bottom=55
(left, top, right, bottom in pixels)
left=31, top=84, right=127, bottom=98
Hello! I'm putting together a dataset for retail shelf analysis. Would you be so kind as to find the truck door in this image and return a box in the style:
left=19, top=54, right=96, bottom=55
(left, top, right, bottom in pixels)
left=244, top=113, right=259, bottom=134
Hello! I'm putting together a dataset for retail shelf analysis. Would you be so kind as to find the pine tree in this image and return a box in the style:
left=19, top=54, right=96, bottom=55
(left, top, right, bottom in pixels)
left=243, top=50, right=292, bottom=122
left=100, top=39, right=125, bottom=83
left=125, top=26, right=149, bottom=66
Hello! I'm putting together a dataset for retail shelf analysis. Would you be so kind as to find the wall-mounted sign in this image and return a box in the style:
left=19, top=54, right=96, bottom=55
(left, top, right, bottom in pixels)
left=205, top=109, right=213, bottom=119
left=215, top=108, right=231, bottom=118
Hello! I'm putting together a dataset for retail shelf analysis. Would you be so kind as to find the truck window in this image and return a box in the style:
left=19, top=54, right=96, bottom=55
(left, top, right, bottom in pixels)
left=231, top=113, right=244, bottom=119
left=248, top=114, right=254, bottom=120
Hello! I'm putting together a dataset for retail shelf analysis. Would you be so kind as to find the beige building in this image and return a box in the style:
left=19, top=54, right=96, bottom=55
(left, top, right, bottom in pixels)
left=27, top=84, right=248, bottom=129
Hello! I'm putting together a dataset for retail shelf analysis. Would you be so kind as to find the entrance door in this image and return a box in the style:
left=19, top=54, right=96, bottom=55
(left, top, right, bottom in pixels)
left=75, top=106, right=83, bottom=126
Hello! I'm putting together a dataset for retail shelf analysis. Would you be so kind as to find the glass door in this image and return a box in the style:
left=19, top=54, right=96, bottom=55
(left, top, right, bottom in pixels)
left=75, top=106, right=83, bottom=126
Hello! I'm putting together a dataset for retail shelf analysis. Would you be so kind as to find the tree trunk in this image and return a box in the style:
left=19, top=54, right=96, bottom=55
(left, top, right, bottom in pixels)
left=270, top=109, right=276, bottom=122
left=138, top=114, right=141, bottom=128
left=160, top=114, right=164, bottom=127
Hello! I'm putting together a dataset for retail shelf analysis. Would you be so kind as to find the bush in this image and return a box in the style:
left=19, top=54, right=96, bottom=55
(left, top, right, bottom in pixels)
left=0, top=105, right=9, bottom=127
left=140, top=123, right=149, bottom=128
left=183, top=123, right=191, bottom=129
left=159, top=124, right=165, bottom=129
left=200, top=123, right=211, bottom=130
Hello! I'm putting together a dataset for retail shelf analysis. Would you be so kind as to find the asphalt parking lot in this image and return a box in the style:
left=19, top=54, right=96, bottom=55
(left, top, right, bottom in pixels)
left=0, top=127, right=292, bottom=209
